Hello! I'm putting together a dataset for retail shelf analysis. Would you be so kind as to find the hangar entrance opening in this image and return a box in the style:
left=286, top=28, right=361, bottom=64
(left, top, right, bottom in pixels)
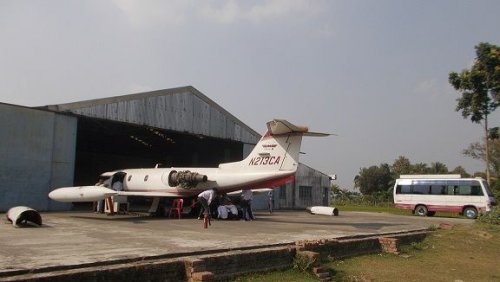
left=74, top=117, right=243, bottom=186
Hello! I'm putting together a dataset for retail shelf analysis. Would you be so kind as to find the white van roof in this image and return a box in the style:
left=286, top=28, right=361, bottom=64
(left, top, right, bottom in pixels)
left=399, top=174, right=462, bottom=179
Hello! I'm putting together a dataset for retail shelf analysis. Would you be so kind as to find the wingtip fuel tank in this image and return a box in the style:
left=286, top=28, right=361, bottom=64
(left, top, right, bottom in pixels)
left=48, top=186, right=117, bottom=202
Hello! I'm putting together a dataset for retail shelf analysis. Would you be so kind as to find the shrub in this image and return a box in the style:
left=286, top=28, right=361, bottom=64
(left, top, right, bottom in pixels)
left=293, top=253, right=315, bottom=272
left=477, top=206, right=500, bottom=225
left=428, top=224, right=439, bottom=231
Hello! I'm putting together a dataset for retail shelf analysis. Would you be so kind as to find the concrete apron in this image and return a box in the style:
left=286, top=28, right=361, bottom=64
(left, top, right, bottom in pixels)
left=0, top=210, right=470, bottom=281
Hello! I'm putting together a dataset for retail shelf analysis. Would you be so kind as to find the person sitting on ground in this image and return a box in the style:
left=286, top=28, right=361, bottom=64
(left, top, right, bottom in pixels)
left=217, top=195, right=238, bottom=220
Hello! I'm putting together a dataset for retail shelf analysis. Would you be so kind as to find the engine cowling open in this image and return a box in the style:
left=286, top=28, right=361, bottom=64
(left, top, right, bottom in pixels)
left=168, top=170, right=208, bottom=188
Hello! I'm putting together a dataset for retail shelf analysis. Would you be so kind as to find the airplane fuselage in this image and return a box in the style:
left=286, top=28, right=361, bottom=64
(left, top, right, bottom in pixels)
left=117, top=167, right=294, bottom=196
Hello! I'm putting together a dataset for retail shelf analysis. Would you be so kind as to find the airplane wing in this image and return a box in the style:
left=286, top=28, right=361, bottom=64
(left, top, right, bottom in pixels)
left=117, top=191, right=193, bottom=198
left=227, top=188, right=273, bottom=196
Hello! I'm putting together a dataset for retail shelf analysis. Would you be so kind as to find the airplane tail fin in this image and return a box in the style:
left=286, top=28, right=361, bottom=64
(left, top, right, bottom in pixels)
left=219, top=119, right=329, bottom=172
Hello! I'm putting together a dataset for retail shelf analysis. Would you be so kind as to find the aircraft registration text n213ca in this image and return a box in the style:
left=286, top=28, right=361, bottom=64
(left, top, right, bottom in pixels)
left=48, top=119, right=330, bottom=203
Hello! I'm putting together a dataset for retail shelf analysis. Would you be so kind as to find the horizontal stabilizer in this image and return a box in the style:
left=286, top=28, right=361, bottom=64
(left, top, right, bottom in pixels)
left=303, top=131, right=331, bottom=137
left=267, top=119, right=331, bottom=136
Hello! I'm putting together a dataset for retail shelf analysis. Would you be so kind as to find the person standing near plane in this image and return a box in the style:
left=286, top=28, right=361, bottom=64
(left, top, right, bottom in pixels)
left=197, top=188, right=218, bottom=220
left=267, top=190, right=273, bottom=214
left=94, top=177, right=106, bottom=213
left=241, top=189, right=255, bottom=221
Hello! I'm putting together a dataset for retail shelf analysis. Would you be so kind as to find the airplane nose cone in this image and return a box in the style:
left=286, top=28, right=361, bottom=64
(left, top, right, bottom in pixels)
left=48, top=189, right=64, bottom=201
left=48, top=187, right=79, bottom=202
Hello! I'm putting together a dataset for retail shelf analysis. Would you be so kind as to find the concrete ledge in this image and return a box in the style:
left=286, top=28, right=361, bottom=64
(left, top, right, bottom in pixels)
left=0, top=230, right=428, bottom=282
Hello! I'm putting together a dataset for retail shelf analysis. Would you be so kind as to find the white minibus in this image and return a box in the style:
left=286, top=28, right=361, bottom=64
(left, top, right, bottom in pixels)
left=393, top=174, right=496, bottom=219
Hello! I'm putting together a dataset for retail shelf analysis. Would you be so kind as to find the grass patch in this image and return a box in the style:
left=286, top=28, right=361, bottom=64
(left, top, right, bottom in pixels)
left=327, top=223, right=500, bottom=281
left=236, top=223, right=500, bottom=281
left=234, top=268, right=317, bottom=282
left=335, top=203, right=462, bottom=218
left=334, top=204, right=407, bottom=214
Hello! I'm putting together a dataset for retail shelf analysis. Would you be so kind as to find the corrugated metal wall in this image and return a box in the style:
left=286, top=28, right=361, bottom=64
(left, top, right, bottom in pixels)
left=0, top=104, right=76, bottom=211
left=268, top=163, right=331, bottom=210
left=48, top=87, right=259, bottom=145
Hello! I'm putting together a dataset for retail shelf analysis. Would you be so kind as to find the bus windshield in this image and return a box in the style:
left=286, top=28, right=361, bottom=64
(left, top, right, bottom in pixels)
left=482, top=180, right=494, bottom=197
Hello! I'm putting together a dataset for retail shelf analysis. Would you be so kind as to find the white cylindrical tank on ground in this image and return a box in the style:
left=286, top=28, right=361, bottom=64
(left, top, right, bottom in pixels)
left=306, top=206, right=339, bottom=216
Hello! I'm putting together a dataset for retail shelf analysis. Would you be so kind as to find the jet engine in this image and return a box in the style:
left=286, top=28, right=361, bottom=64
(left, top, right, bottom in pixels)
left=168, top=170, right=208, bottom=188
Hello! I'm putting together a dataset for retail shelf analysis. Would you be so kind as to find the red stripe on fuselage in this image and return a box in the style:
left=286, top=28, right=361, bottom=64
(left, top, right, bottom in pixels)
left=246, top=174, right=295, bottom=189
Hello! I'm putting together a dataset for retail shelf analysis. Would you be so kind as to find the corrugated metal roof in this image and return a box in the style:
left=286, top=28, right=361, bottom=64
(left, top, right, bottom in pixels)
left=43, top=86, right=260, bottom=144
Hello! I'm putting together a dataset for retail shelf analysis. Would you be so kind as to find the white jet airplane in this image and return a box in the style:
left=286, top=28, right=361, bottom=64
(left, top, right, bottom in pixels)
left=48, top=119, right=329, bottom=206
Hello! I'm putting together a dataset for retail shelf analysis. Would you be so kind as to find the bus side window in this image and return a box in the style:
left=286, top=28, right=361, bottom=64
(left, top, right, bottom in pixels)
left=446, top=186, right=455, bottom=195
left=396, top=185, right=411, bottom=194
left=413, top=185, right=429, bottom=194
left=458, top=185, right=472, bottom=195
left=471, top=186, right=483, bottom=196
left=431, top=185, right=445, bottom=195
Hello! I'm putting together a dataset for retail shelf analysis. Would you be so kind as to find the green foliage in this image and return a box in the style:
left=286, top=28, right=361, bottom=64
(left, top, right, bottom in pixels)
left=293, top=253, right=316, bottom=272
left=449, top=42, right=499, bottom=123
left=354, top=164, right=392, bottom=195
left=234, top=269, right=317, bottom=282
left=463, top=139, right=500, bottom=180
left=332, top=191, right=394, bottom=208
left=451, top=165, right=471, bottom=178
left=410, top=241, right=427, bottom=251
left=477, top=206, right=500, bottom=225
left=449, top=42, right=499, bottom=184
left=428, top=224, right=439, bottom=231
left=353, top=156, right=471, bottom=196
left=391, top=156, right=412, bottom=176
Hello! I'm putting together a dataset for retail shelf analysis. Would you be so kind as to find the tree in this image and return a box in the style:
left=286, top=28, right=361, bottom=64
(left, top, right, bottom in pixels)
left=451, top=166, right=471, bottom=178
left=449, top=42, right=500, bottom=184
left=428, top=162, right=449, bottom=174
left=391, top=156, right=412, bottom=177
left=463, top=139, right=500, bottom=179
left=411, top=162, right=429, bottom=174
left=354, top=164, right=392, bottom=195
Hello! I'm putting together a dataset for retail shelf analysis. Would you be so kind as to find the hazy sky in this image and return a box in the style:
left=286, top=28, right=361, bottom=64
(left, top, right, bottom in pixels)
left=1, top=1, right=499, bottom=189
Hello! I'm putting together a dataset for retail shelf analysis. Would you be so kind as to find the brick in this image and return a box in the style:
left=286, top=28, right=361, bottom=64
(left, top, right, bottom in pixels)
left=191, top=271, right=214, bottom=281
left=378, top=237, right=400, bottom=254
left=313, top=267, right=325, bottom=274
left=317, top=272, right=330, bottom=278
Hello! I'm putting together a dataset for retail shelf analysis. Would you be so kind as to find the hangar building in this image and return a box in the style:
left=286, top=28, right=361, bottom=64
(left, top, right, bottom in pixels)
left=0, top=86, right=330, bottom=212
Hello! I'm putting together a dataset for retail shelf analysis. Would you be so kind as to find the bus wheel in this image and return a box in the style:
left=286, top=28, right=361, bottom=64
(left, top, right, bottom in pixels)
left=427, top=211, right=436, bottom=217
left=463, top=207, right=478, bottom=219
left=414, top=205, right=428, bottom=216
